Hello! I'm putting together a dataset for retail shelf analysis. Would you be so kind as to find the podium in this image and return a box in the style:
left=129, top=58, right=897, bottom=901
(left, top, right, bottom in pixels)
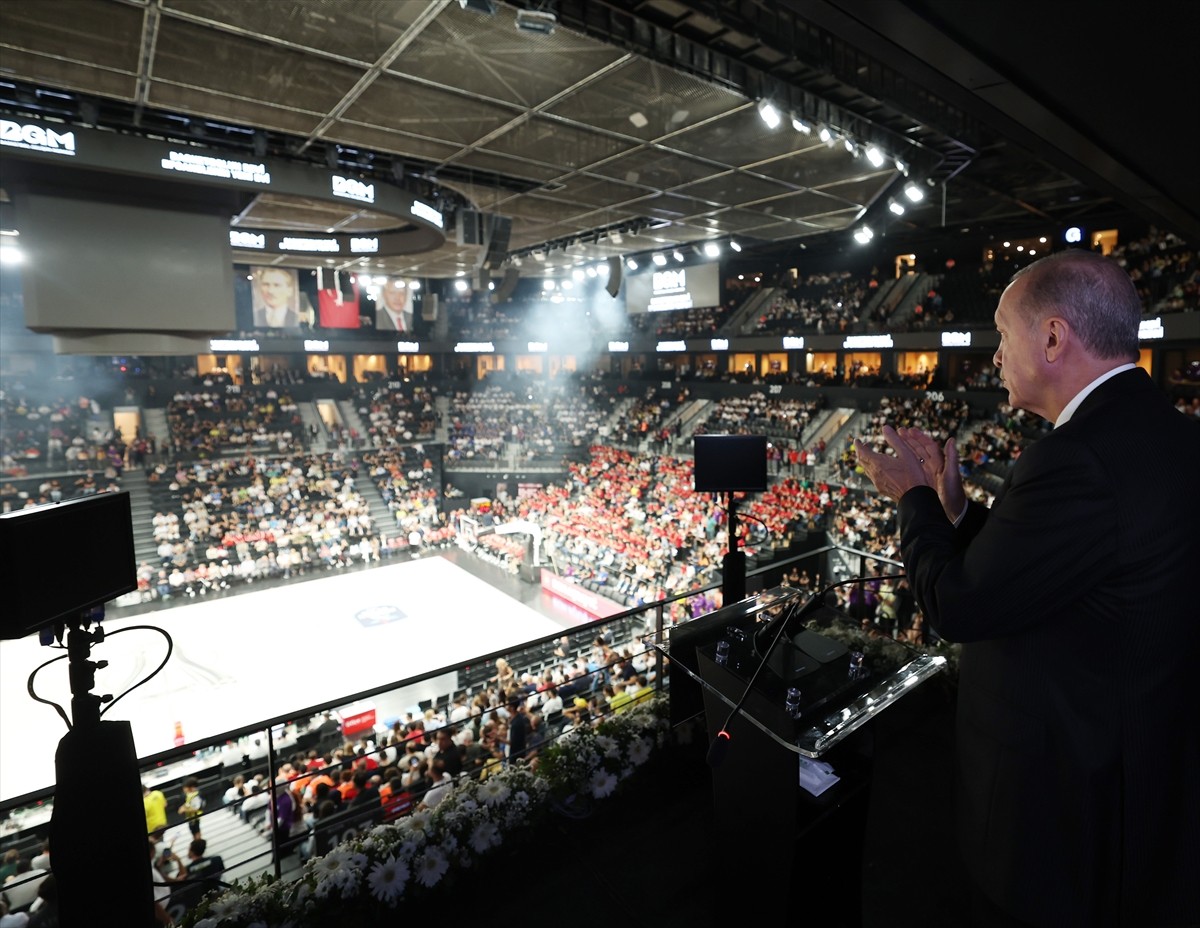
left=654, top=587, right=947, bottom=909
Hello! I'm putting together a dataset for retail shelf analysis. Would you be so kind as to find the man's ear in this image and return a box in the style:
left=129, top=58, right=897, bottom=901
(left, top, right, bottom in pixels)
left=1044, top=316, right=1068, bottom=361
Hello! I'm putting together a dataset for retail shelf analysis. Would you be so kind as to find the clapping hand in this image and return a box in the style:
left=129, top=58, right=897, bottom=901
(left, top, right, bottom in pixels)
left=853, top=425, right=965, bottom=521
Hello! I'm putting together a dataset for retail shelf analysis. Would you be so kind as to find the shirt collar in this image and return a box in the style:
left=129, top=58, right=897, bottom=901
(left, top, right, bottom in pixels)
left=1055, top=362, right=1136, bottom=428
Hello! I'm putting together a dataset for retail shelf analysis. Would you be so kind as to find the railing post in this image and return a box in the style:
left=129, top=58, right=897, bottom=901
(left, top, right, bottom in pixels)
left=265, top=726, right=281, bottom=880
left=652, top=601, right=665, bottom=691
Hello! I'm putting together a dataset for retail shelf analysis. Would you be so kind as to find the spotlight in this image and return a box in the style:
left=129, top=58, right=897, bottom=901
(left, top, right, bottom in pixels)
left=791, top=116, right=812, bottom=134
left=703, top=242, right=720, bottom=258
left=729, top=240, right=742, bottom=252
left=673, top=251, right=685, bottom=263
left=626, top=258, right=638, bottom=271
left=865, top=145, right=885, bottom=168
left=904, top=182, right=925, bottom=203
left=757, top=100, right=781, bottom=129
left=818, top=125, right=834, bottom=144
left=844, top=138, right=856, bottom=155
left=515, top=8, right=556, bottom=34
left=653, top=253, right=668, bottom=266
left=853, top=226, right=874, bottom=245
left=888, top=199, right=906, bottom=216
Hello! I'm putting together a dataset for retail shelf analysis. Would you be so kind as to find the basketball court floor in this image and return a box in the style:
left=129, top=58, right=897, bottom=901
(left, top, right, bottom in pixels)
left=0, top=552, right=591, bottom=804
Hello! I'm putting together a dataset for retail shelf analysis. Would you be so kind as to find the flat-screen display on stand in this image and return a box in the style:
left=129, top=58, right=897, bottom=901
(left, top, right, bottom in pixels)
left=0, top=492, right=137, bottom=639
left=693, top=434, right=768, bottom=493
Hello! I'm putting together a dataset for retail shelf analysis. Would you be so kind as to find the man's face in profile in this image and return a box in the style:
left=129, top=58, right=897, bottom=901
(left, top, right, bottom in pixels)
left=381, top=279, right=412, bottom=313
left=257, top=269, right=295, bottom=310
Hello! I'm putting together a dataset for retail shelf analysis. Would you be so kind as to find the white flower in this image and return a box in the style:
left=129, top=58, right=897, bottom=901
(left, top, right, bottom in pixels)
left=313, top=847, right=365, bottom=880
left=469, top=820, right=502, bottom=853
left=206, top=898, right=246, bottom=920
left=628, top=736, right=652, bottom=766
left=590, top=768, right=618, bottom=798
left=596, top=734, right=620, bottom=759
left=313, top=848, right=367, bottom=897
left=414, top=845, right=450, bottom=888
left=479, top=778, right=511, bottom=806
left=456, top=797, right=480, bottom=815
left=367, top=855, right=410, bottom=905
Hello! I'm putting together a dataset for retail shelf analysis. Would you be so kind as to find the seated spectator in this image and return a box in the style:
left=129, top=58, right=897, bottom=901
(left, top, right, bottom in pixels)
left=0, top=898, right=29, bottom=928
left=0, top=858, right=48, bottom=913
left=185, top=837, right=225, bottom=891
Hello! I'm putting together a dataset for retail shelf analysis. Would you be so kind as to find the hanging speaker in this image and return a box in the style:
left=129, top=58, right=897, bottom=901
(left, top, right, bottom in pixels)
left=605, top=256, right=623, bottom=297
left=482, top=215, right=513, bottom=270
left=491, top=267, right=520, bottom=303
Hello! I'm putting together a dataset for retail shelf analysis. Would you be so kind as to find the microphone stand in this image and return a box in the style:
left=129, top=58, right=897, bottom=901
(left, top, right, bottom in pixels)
left=49, top=609, right=155, bottom=927
left=707, top=573, right=905, bottom=768
left=721, top=491, right=746, bottom=604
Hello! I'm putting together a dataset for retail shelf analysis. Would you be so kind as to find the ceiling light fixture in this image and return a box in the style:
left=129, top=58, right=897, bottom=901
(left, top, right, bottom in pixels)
left=888, top=199, right=906, bottom=216
left=704, top=242, right=721, bottom=258
left=729, top=240, right=742, bottom=252
left=865, top=145, right=885, bottom=168
left=673, top=250, right=685, bottom=263
left=626, top=258, right=638, bottom=271
left=791, top=116, right=812, bottom=134
left=853, top=226, right=874, bottom=245
left=756, top=100, right=781, bottom=129
left=904, top=182, right=925, bottom=203
left=515, top=8, right=555, bottom=33
left=652, top=253, right=667, bottom=266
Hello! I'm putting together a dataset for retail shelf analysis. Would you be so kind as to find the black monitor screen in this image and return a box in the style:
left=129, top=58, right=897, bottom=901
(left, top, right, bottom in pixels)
left=0, top=492, right=137, bottom=639
left=693, top=434, right=768, bottom=493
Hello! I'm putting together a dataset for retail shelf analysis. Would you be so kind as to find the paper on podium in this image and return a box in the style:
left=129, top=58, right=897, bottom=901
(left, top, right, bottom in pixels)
left=797, top=756, right=840, bottom=797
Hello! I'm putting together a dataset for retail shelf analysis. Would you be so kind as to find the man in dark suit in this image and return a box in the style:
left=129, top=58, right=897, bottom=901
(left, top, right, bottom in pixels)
left=855, top=249, right=1200, bottom=927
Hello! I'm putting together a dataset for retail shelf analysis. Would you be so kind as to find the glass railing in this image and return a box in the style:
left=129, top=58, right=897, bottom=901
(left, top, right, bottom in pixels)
left=0, top=542, right=950, bottom=924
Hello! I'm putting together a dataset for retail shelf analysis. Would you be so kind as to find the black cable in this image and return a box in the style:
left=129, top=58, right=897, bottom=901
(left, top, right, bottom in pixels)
left=26, top=650, right=74, bottom=731
left=707, top=572, right=905, bottom=767
left=100, top=625, right=174, bottom=717
left=24, top=623, right=175, bottom=731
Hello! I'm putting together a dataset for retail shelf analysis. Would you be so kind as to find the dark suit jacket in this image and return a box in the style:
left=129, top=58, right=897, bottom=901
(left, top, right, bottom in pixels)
left=376, top=309, right=412, bottom=332
left=898, top=368, right=1200, bottom=927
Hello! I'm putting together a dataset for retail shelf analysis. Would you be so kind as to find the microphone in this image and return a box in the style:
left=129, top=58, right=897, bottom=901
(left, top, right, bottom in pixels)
left=706, top=572, right=904, bottom=768
left=752, top=587, right=837, bottom=659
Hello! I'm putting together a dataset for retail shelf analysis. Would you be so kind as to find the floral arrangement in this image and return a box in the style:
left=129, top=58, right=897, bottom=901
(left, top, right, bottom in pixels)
left=183, top=694, right=670, bottom=927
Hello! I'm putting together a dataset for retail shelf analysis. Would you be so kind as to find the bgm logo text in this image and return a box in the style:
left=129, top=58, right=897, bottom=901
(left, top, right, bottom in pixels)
left=0, top=120, right=76, bottom=156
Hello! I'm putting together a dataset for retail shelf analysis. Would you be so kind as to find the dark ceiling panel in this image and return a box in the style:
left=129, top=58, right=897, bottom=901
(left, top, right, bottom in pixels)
left=0, top=0, right=1188, bottom=283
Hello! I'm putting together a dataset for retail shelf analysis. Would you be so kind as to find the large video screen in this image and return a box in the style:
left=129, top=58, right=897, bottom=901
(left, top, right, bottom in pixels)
left=15, top=190, right=236, bottom=335
left=624, top=261, right=719, bottom=314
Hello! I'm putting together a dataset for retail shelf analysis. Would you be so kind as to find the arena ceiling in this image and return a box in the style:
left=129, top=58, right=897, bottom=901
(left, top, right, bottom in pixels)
left=1, top=0, right=1196, bottom=281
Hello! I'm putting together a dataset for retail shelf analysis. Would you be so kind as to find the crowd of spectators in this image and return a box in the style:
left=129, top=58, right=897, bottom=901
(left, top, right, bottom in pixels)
left=752, top=271, right=869, bottom=335
left=165, top=388, right=304, bottom=459
left=136, top=451, right=387, bottom=601
left=353, top=383, right=438, bottom=447
left=1110, top=228, right=1198, bottom=313
left=446, top=379, right=611, bottom=466
left=629, top=304, right=731, bottom=339
left=0, top=391, right=128, bottom=478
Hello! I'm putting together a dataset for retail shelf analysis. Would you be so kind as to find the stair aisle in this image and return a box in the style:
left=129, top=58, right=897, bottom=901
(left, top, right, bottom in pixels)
left=121, top=468, right=160, bottom=568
